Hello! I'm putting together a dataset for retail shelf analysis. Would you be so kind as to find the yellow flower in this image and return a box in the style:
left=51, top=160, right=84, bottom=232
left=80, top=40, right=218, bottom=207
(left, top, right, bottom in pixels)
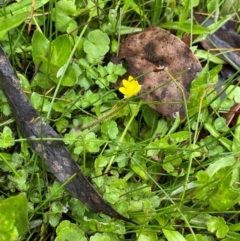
left=119, top=76, right=141, bottom=98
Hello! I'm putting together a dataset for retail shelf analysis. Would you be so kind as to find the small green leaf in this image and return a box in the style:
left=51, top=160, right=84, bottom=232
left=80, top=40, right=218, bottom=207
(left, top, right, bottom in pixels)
left=55, top=220, right=87, bottom=241
left=205, top=156, right=236, bottom=178
left=80, top=90, right=100, bottom=108
left=52, top=64, right=78, bottom=86
left=162, top=226, right=187, bottom=241
left=0, top=126, right=14, bottom=149
left=103, top=187, right=120, bottom=204
left=163, top=155, right=182, bottom=176
left=209, top=185, right=240, bottom=211
left=101, top=120, right=119, bottom=139
left=146, top=131, right=190, bottom=156
left=95, top=155, right=109, bottom=169
left=232, top=115, right=240, bottom=152
left=1, top=195, right=28, bottom=236
left=56, top=118, right=69, bottom=133
left=186, top=234, right=214, bottom=241
left=0, top=203, right=15, bottom=232
left=83, top=30, right=110, bottom=58
left=226, top=85, right=240, bottom=103
left=50, top=35, right=72, bottom=69
left=49, top=202, right=63, bottom=227
left=0, top=12, right=28, bottom=39
left=90, top=233, right=111, bottom=241
left=73, top=132, right=103, bottom=154
left=87, top=0, right=106, bottom=18
left=207, top=216, right=229, bottom=238
left=141, top=105, right=158, bottom=129
left=213, top=117, right=229, bottom=133
left=130, top=155, right=149, bottom=180
left=52, top=0, right=77, bottom=32
left=69, top=198, right=86, bottom=218
left=32, top=30, right=50, bottom=73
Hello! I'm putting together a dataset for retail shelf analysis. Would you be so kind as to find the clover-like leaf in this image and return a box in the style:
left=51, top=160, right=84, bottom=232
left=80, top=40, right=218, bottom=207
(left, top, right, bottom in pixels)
left=101, top=120, right=118, bottom=139
left=207, top=216, right=229, bottom=238
left=83, top=30, right=110, bottom=59
left=55, top=220, right=87, bottom=241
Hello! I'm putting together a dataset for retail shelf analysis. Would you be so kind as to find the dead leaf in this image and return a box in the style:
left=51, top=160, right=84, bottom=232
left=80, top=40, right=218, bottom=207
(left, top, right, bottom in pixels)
left=118, top=27, right=202, bottom=118
left=0, top=46, right=136, bottom=225
left=195, top=14, right=240, bottom=70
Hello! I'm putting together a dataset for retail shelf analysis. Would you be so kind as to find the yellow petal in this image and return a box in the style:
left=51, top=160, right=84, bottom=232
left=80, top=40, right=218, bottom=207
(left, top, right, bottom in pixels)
left=128, top=76, right=134, bottom=81
left=119, top=77, right=141, bottom=98
left=122, top=79, right=130, bottom=87
left=119, top=86, right=128, bottom=95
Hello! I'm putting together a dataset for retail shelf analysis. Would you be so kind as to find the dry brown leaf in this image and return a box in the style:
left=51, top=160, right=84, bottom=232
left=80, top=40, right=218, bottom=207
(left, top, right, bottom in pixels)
left=195, top=14, right=240, bottom=70
left=118, top=27, right=202, bottom=118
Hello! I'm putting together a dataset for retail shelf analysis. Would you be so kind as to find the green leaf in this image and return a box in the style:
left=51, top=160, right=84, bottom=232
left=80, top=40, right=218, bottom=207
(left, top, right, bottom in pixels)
left=1, top=195, right=28, bottom=236
left=137, top=232, right=157, bottom=241
left=50, top=35, right=72, bottom=69
left=3, top=0, right=49, bottom=15
left=56, top=118, right=69, bottom=133
left=0, top=0, right=49, bottom=39
left=73, top=131, right=103, bottom=154
left=204, top=122, right=232, bottom=151
left=49, top=202, right=63, bottom=227
left=83, top=30, right=110, bottom=58
left=232, top=115, right=240, bottom=152
left=103, top=187, right=120, bottom=204
left=90, top=233, right=111, bottom=241
left=205, top=156, right=236, bottom=178
left=130, top=154, right=149, bottom=180
left=95, top=155, right=109, bottom=169
left=80, top=90, right=100, bottom=108
left=32, top=30, right=50, bottom=73
left=0, top=126, right=14, bottom=149
left=55, top=220, right=87, bottom=241
left=141, top=105, right=158, bottom=129
left=101, top=120, right=119, bottom=139
left=159, top=22, right=208, bottom=34
left=52, top=64, right=78, bottom=86
left=162, top=226, right=187, bottom=241
left=195, top=50, right=226, bottom=64
left=207, top=216, right=229, bottom=238
left=0, top=203, right=15, bottom=233
left=87, top=0, right=106, bottom=18
left=146, top=131, right=190, bottom=156
left=0, top=12, right=28, bottom=39
left=213, top=117, right=229, bottom=133
left=52, top=0, right=77, bottom=32
left=69, top=198, right=86, bottom=218
left=209, top=185, right=240, bottom=211
left=226, top=85, right=240, bottom=103
left=186, top=234, right=214, bottom=241
left=9, top=169, right=29, bottom=191
left=163, top=155, right=182, bottom=176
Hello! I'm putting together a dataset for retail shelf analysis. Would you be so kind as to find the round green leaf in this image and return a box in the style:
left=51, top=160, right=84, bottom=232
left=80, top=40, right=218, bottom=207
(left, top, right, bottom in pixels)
left=0, top=203, right=15, bottom=232
left=83, top=30, right=110, bottom=58
left=56, top=221, right=86, bottom=241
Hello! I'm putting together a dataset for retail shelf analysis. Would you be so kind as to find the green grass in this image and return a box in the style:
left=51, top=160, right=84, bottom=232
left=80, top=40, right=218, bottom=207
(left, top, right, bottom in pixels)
left=0, top=0, right=240, bottom=240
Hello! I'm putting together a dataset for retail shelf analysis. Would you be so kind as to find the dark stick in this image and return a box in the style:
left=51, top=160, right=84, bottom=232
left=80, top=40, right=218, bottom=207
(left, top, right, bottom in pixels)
left=0, top=46, right=136, bottom=225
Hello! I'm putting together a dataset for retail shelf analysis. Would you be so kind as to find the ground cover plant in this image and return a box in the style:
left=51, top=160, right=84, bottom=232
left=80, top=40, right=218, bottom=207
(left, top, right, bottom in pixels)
left=0, top=0, right=240, bottom=240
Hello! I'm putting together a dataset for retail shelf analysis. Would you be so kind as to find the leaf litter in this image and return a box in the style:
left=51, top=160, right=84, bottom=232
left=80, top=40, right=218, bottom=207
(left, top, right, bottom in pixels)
left=118, top=27, right=202, bottom=119
left=195, top=14, right=240, bottom=126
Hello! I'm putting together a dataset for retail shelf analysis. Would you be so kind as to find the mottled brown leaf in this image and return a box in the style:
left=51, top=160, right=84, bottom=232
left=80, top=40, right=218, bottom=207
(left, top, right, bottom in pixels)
left=118, top=27, right=202, bottom=118
left=195, top=14, right=240, bottom=70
